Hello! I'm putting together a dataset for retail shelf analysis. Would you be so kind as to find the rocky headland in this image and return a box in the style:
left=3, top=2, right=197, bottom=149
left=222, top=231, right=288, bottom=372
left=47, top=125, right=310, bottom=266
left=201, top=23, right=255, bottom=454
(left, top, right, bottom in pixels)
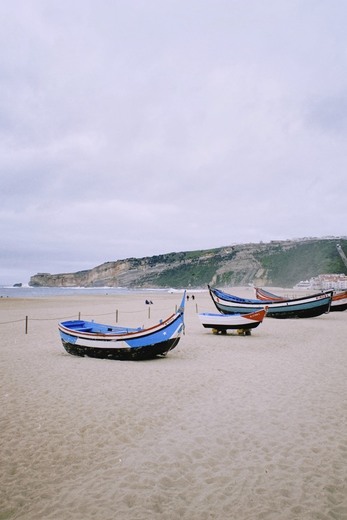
left=29, top=237, right=347, bottom=289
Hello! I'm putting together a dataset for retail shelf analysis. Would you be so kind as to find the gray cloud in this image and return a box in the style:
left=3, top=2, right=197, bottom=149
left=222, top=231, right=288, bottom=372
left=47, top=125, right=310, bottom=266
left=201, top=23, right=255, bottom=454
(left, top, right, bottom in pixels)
left=1, top=0, right=347, bottom=284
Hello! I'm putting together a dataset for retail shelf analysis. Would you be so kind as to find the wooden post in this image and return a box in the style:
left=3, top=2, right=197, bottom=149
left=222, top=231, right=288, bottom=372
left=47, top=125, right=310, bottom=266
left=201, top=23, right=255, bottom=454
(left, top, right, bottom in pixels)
left=78, top=312, right=81, bottom=320
left=25, top=316, right=28, bottom=334
left=116, top=309, right=118, bottom=323
left=148, top=306, right=150, bottom=319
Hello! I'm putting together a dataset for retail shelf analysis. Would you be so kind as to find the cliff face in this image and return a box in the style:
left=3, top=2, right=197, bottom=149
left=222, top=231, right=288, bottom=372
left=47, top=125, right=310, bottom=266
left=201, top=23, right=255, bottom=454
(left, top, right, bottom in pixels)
left=29, top=237, right=347, bottom=288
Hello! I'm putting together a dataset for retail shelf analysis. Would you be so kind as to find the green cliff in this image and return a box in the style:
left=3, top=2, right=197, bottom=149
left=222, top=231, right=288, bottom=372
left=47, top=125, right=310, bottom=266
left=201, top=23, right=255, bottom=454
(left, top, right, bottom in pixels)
left=29, top=237, right=347, bottom=288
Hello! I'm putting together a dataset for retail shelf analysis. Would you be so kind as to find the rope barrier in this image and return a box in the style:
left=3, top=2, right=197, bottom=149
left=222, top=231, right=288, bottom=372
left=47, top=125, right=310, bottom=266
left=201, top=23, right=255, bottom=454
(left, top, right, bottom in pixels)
left=0, top=303, right=181, bottom=334
left=0, top=319, right=26, bottom=325
left=29, top=315, right=78, bottom=321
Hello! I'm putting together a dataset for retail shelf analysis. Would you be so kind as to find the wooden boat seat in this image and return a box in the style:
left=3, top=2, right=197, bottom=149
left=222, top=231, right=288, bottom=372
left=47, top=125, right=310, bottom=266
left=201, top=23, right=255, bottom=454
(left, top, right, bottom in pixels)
left=76, top=327, right=93, bottom=332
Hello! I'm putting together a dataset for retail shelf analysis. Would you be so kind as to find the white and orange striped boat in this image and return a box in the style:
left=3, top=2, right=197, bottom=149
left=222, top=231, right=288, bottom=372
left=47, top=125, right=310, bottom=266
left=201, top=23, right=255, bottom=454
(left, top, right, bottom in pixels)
left=198, top=308, right=267, bottom=335
left=255, top=287, right=347, bottom=312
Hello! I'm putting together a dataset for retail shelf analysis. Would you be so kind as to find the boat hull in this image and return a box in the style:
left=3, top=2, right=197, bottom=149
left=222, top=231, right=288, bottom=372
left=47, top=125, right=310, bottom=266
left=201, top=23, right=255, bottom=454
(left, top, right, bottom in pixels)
left=256, top=287, right=347, bottom=312
left=209, top=286, right=332, bottom=319
left=60, top=336, right=181, bottom=360
left=330, top=291, right=347, bottom=312
left=331, top=301, right=347, bottom=312
left=58, top=294, right=185, bottom=361
left=198, top=309, right=266, bottom=332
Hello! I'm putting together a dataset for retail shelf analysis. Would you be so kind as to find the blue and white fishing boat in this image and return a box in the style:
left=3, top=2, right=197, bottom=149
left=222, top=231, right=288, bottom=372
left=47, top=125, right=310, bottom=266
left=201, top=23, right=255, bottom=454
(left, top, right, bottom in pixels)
left=58, top=293, right=186, bottom=360
left=208, top=286, right=333, bottom=319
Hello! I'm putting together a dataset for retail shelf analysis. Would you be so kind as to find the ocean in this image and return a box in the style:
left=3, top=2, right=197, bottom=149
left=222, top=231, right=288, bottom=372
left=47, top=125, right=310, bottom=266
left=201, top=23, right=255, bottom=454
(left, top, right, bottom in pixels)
left=0, top=286, right=172, bottom=298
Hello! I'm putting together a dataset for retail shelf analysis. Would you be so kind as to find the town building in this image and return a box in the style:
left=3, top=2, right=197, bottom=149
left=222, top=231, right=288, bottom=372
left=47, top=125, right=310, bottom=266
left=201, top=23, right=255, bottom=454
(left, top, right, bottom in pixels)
left=294, top=274, right=347, bottom=290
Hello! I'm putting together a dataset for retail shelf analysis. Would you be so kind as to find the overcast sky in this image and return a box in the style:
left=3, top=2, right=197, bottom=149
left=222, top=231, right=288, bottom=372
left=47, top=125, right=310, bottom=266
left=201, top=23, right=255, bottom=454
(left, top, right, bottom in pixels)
left=1, top=0, right=347, bottom=284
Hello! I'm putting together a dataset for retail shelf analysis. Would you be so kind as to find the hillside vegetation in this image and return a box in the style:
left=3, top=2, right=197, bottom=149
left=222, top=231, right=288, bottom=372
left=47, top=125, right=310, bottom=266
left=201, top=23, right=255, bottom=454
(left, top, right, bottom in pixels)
left=29, top=237, right=347, bottom=288
left=253, top=239, right=347, bottom=287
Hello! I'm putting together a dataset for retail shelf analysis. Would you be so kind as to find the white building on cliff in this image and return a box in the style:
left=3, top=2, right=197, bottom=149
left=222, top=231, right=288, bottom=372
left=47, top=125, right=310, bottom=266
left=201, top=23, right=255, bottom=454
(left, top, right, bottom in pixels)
left=294, top=274, right=347, bottom=290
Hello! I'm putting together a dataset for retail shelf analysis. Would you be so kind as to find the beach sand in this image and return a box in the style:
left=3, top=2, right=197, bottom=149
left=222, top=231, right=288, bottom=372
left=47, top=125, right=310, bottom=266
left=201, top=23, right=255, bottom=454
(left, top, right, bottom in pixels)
left=1, top=289, right=346, bottom=520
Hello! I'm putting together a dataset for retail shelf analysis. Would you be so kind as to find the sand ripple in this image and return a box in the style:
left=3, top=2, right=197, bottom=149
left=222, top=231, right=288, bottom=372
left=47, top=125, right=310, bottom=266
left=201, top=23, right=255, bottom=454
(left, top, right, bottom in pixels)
left=1, top=292, right=346, bottom=519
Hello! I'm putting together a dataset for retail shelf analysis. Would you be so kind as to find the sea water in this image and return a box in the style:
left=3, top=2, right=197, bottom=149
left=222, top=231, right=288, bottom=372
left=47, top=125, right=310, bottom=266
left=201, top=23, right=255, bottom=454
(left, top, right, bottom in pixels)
left=0, top=286, right=170, bottom=299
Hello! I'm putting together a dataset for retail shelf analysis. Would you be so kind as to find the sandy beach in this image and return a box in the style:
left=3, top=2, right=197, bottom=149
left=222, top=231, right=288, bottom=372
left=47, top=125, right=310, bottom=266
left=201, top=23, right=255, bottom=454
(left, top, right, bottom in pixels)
left=1, top=288, right=346, bottom=520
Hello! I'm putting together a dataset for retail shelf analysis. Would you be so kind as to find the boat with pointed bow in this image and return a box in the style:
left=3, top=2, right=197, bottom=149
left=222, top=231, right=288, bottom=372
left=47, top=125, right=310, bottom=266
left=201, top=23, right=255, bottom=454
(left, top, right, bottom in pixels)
left=255, top=287, right=347, bottom=312
left=58, top=293, right=186, bottom=360
left=198, top=307, right=267, bottom=334
left=208, top=286, right=332, bottom=319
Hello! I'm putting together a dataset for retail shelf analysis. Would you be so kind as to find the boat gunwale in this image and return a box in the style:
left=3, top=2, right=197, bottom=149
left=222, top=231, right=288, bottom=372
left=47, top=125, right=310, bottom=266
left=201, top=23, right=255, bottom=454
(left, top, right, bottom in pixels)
left=58, top=311, right=182, bottom=341
left=209, top=285, right=333, bottom=306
